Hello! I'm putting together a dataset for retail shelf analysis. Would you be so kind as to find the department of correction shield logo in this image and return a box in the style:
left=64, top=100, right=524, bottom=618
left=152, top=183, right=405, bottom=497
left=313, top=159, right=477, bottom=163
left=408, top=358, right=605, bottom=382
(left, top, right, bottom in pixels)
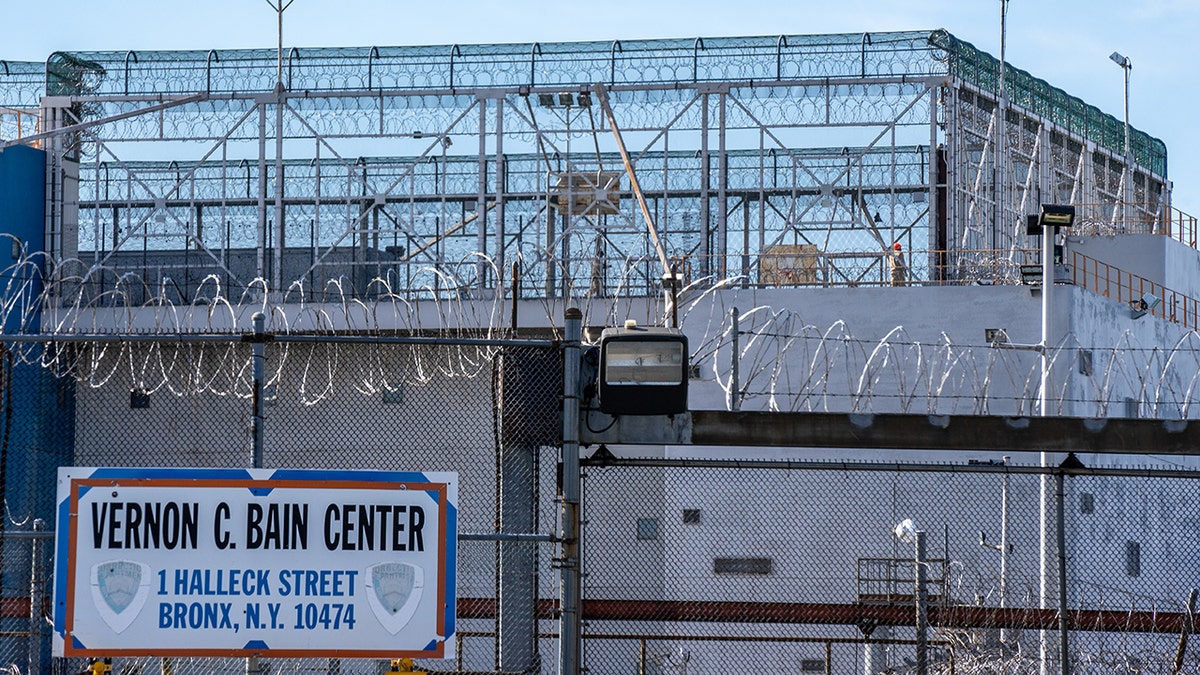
left=90, top=560, right=151, bottom=634
left=364, top=562, right=425, bottom=634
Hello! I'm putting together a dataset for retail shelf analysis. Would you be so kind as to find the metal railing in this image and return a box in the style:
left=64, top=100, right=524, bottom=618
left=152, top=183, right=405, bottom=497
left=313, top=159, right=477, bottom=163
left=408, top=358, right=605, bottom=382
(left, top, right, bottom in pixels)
left=1072, top=202, right=1199, bottom=249
left=681, top=248, right=1032, bottom=290
left=1068, top=249, right=1200, bottom=330
left=0, top=105, right=39, bottom=145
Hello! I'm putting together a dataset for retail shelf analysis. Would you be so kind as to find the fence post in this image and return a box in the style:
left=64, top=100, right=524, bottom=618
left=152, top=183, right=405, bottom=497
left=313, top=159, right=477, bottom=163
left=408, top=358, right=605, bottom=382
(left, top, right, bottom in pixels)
left=28, top=518, right=45, bottom=675
left=251, top=312, right=265, bottom=469
left=1056, top=467, right=1070, bottom=675
left=915, top=531, right=928, bottom=675
left=560, top=307, right=583, bottom=675
left=248, top=312, right=265, bottom=675
left=730, top=307, right=740, bottom=411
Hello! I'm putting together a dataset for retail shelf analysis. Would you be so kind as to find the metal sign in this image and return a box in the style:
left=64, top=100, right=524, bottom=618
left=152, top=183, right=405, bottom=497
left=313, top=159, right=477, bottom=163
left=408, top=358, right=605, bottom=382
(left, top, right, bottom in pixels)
left=53, top=467, right=457, bottom=659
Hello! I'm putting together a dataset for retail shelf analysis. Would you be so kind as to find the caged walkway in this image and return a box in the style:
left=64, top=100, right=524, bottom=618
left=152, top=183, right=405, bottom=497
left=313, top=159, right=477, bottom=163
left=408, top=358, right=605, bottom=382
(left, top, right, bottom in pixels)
left=0, top=29, right=1171, bottom=305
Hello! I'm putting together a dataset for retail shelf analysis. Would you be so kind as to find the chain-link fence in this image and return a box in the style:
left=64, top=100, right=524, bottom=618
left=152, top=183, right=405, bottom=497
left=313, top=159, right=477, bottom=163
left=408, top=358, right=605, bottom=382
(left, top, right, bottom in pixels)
left=579, top=459, right=1200, bottom=674
left=1, top=335, right=1198, bottom=674
left=2, top=336, right=564, bottom=675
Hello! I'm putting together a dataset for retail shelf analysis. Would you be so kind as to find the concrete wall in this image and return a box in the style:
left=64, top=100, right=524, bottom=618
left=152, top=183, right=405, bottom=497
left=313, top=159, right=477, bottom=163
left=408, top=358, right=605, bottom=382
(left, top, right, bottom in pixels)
left=56, top=278, right=1200, bottom=673
left=1068, top=233, right=1200, bottom=302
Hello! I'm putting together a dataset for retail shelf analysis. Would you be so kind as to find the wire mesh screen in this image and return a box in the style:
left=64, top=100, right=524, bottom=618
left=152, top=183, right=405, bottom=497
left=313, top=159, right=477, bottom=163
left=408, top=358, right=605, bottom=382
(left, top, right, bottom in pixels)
left=0, top=338, right=562, bottom=675
left=579, top=461, right=1200, bottom=674
left=3, top=335, right=1200, bottom=674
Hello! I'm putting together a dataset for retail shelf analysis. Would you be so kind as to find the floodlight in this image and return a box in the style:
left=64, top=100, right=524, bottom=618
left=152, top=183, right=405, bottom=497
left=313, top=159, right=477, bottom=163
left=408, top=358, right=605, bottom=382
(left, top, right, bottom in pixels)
left=597, top=323, right=688, bottom=416
left=1038, top=204, right=1075, bottom=229
left=538, top=93, right=555, bottom=107
left=558, top=92, right=574, bottom=106
left=1109, top=51, right=1130, bottom=69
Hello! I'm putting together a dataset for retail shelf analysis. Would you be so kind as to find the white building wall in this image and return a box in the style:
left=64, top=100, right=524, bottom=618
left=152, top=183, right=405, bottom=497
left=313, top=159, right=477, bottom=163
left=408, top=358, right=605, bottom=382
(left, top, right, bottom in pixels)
left=1068, top=233, right=1200, bottom=302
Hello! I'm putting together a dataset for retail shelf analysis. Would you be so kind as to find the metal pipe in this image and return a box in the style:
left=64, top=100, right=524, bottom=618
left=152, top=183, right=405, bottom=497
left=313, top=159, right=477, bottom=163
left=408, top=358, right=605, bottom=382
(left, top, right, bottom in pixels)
left=581, top=454, right=1200, bottom=479
left=495, top=97, right=506, bottom=292
left=459, top=532, right=553, bottom=542
left=592, top=84, right=671, bottom=279
left=455, top=596, right=1200, bottom=632
left=1122, top=62, right=1131, bottom=164
left=0, top=333, right=556, bottom=348
left=559, top=307, right=583, bottom=675
left=1123, top=60, right=1132, bottom=229
left=562, top=108, right=572, bottom=302
left=730, top=307, right=740, bottom=411
left=27, top=518, right=44, bottom=675
left=776, top=36, right=786, bottom=80
left=1172, top=588, right=1197, bottom=674
left=1039, top=210, right=1054, bottom=675
left=995, top=0, right=1009, bottom=252
left=0, top=530, right=54, bottom=539
left=717, top=90, right=727, bottom=278
left=511, top=261, right=520, bottom=331
left=3, top=95, right=207, bottom=151
left=700, top=92, right=711, bottom=278
left=256, top=101, right=268, bottom=284
left=915, top=530, right=928, bottom=675
left=860, top=33, right=871, bottom=79
left=273, top=88, right=286, bottom=297
left=1000, top=455, right=1010, bottom=644
left=251, top=312, right=265, bottom=470
left=668, top=263, right=679, bottom=328
left=1056, top=468, right=1069, bottom=675
left=477, top=96, right=489, bottom=290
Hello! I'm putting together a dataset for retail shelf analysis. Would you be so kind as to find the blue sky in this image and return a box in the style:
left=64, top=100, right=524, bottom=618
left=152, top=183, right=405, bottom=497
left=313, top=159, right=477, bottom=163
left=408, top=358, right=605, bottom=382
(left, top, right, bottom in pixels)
left=6, top=0, right=1199, bottom=210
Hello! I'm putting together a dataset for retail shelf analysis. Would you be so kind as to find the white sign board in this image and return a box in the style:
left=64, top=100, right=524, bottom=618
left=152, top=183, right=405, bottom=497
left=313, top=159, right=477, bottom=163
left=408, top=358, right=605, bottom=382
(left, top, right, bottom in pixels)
left=53, top=467, right=457, bottom=659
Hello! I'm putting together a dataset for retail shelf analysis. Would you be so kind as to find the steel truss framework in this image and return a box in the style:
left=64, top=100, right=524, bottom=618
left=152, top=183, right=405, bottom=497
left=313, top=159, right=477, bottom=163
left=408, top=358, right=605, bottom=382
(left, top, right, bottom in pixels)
left=0, top=30, right=1170, bottom=304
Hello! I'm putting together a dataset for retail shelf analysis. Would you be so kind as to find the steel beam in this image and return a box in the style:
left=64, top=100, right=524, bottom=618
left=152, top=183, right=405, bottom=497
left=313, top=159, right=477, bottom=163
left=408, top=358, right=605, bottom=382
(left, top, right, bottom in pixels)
left=454, top=597, right=1200, bottom=635
left=582, top=409, right=1200, bottom=455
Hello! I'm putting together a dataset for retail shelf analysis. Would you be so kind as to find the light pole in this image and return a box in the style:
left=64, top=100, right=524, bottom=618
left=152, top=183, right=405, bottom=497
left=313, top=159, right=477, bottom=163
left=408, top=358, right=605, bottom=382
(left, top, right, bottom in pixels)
left=1110, top=51, right=1133, bottom=226
left=1033, top=204, right=1074, bottom=675
left=997, top=0, right=1009, bottom=242
left=894, top=519, right=928, bottom=675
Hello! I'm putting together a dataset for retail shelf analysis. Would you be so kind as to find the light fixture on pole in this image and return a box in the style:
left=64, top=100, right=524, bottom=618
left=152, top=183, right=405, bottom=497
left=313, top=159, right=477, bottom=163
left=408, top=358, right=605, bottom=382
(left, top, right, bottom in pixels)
left=1110, top=51, right=1133, bottom=227
left=1109, top=52, right=1132, bottom=162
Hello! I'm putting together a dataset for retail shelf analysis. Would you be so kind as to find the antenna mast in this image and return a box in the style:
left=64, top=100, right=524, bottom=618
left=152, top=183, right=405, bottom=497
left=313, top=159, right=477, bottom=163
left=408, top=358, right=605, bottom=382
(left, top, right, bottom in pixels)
left=266, top=0, right=296, bottom=90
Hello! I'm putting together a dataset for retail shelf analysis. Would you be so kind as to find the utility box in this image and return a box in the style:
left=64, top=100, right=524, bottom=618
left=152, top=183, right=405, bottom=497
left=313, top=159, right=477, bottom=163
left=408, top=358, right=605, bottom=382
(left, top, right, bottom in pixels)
left=597, top=324, right=688, bottom=415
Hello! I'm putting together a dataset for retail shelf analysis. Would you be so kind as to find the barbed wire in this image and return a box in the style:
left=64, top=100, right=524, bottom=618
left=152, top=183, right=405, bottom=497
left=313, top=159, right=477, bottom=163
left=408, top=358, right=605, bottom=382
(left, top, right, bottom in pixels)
left=4, top=239, right=1200, bottom=416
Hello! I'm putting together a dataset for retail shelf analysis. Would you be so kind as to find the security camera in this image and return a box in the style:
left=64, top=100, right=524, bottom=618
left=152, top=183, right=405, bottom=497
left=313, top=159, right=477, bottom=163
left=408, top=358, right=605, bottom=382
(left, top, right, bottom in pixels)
left=1129, top=293, right=1161, bottom=319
